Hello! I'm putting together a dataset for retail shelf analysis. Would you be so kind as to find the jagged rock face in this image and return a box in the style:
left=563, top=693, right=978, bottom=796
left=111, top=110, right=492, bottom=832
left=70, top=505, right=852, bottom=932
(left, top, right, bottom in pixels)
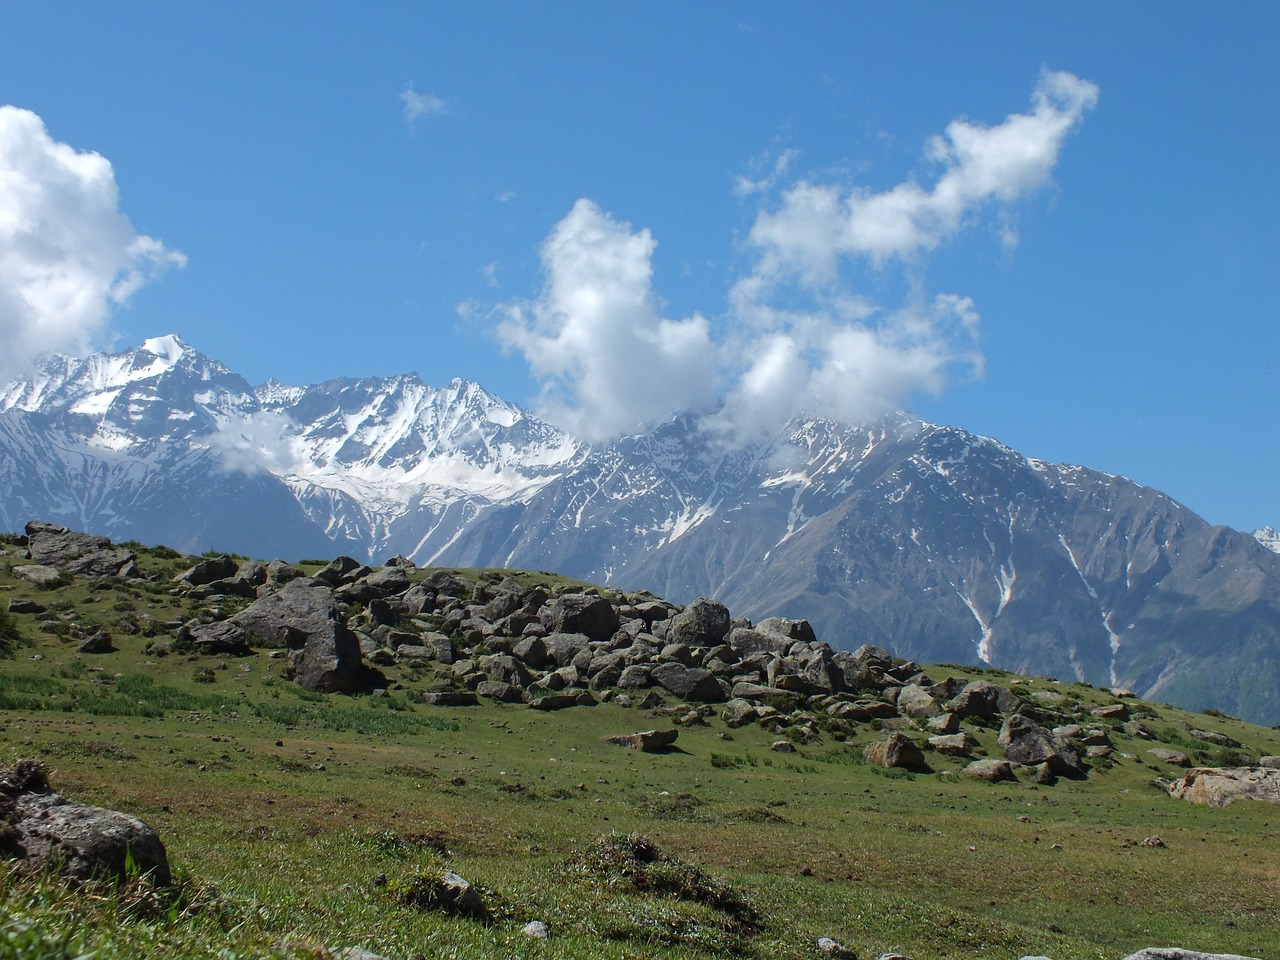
left=1167, top=767, right=1280, bottom=808
left=6, top=338, right=1280, bottom=723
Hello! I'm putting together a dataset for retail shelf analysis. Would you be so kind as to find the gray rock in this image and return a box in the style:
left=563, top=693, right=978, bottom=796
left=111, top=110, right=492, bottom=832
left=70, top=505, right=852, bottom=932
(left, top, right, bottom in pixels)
left=815, top=936, right=856, bottom=958
left=1121, top=950, right=1261, bottom=960
left=174, top=556, right=238, bottom=587
left=666, top=598, right=731, bottom=648
left=945, top=680, right=1007, bottom=720
left=77, top=628, right=114, bottom=654
left=7, top=598, right=45, bottom=614
left=0, top=760, right=170, bottom=885
left=1167, top=767, right=1280, bottom=808
left=963, top=759, right=1017, bottom=783
left=314, top=556, right=371, bottom=587
left=521, top=920, right=551, bottom=939
left=1147, top=748, right=1191, bottom=767
left=14, top=564, right=64, bottom=587
left=603, top=729, right=678, bottom=752
left=540, top=593, right=618, bottom=640
left=417, top=691, right=480, bottom=707
left=998, top=714, right=1085, bottom=778
left=232, top=580, right=379, bottom=692
left=897, top=683, right=942, bottom=718
left=928, top=732, right=976, bottom=757
left=24, top=521, right=137, bottom=579
left=756, top=616, right=817, bottom=645
left=864, top=733, right=927, bottom=771
left=650, top=662, right=725, bottom=703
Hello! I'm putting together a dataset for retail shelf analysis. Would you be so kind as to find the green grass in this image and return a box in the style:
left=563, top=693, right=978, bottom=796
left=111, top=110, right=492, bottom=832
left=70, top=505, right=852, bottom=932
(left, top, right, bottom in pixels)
left=0, top=541, right=1278, bottom=959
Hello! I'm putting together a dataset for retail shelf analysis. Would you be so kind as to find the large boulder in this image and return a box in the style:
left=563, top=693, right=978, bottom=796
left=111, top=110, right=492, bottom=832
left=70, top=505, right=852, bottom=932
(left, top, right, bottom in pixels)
left=998, top=714, right=1085, bottom=777
left=174, top=556, right=238, bottom=587
left=540, top=593, right=618, bottom=641
left=863, top=733, right=927, bottom=771
left=232, top=580, right=379, bottom=692
left=24, top=521, right=138, bottom=579
left=1167, top=767, right=1280, bottom=808
left=946, top=680, right=1020, bottom=720
left=0, top=760, right=170, bottom=885
left=650, top=663, right=725, bottom=703
left=666, top=598, right=731, bottom=648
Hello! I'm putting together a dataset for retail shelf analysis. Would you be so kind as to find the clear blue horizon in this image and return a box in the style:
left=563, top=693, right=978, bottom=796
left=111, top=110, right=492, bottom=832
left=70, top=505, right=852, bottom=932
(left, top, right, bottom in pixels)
left=1, top=4, right=1276, bottom=531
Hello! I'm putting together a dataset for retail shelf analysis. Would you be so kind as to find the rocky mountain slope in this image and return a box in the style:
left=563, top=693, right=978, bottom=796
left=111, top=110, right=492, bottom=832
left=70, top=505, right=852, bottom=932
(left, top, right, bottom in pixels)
left=3, top=336, right=1279, bottom=723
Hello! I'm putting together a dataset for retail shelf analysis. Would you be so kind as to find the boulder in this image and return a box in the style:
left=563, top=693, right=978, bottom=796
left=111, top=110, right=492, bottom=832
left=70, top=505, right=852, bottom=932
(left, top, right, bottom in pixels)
left=1147, top=748, right=1191, bottom=767
left=540, top=593, right=618, bottom=640
left=1167, top=767, right=1280, bottom=808
left=77, top=628, right=114, bottom=654
left=232, top=580, right=378, bottom=691
left=7, top=598, right=46, bottom=615
left=946, top=680, right=1014, bottom=721
left=15, top=564, right=65, bottom=587
left=24, top=521, right=138, bottom=579
left=755, top=616, right=817, bottom=645
left=0, top=760, right=170, bottom=885
left=603, top=729, right=679, bottom=752
left=650, top=663, right=725, bottom=703
left=314, top=556, right=371, bottom=587
left=929, top=732, right=977, bottom=757
left=863, top=733, right=927, bottom=771
left=897, top=683, right=942, bottom=718
left=963, top=759, right=1018, bottom=783
left=998, top=714, right=1085, bottom=777
left=174, top=556, right=238, bottom=587
left=728, top=627, right=792, bottom=658
left=666, top=598, right=731, bottom=648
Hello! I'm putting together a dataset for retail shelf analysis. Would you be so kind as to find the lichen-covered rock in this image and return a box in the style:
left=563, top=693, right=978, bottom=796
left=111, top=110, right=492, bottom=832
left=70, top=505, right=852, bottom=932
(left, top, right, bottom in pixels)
left=998, top=714, right=1084, bottom=777
left=0, top=760, right=170, bottom=886
left=24, top=521, right=138, bottom=579
left=863, top=733, right=927, bottom=771
left=1167, top=767, right=1280, bottom=808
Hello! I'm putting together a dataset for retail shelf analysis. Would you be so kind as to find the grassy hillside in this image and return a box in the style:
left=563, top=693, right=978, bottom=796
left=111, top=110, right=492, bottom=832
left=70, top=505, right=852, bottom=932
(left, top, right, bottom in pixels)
left=0, top=536, right=1277, bottom=960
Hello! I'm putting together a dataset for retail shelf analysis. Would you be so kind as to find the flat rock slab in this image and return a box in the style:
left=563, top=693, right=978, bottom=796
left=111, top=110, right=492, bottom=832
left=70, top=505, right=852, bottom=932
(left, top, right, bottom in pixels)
left=604, top=729, right=679, bottom=752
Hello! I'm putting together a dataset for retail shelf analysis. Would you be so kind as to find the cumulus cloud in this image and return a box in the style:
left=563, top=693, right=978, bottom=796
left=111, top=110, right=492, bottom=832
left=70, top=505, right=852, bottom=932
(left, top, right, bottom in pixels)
left=497, top=71, right=1095, bottom=447
left=495, top=199, right=717, bottom=442
left=748, top=70, right=1098, bottom=279
left=401, top=85, right=447, bottom=125
left=0, top=106, right=186, bottom=382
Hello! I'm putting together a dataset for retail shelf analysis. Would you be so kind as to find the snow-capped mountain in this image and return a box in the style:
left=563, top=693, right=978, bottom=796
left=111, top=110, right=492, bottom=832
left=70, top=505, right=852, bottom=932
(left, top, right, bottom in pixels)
left=4, top=336, right=1280, bottom=724
left=1254, top=526, right=1280, bottom=554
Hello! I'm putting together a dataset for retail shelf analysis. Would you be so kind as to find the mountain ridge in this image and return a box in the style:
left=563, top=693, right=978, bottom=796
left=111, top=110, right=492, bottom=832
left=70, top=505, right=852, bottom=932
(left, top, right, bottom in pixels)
left=3, top=334, right=1279, bottom=723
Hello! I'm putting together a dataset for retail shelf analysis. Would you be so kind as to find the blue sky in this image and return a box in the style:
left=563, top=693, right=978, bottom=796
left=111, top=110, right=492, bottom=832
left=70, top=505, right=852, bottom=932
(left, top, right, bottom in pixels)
left=1, top=4, right=1277, bottom=531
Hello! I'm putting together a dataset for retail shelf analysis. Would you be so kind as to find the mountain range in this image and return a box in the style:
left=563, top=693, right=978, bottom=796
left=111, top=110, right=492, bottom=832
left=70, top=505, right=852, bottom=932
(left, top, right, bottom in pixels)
left=3, top=334, right=1279, bottom=723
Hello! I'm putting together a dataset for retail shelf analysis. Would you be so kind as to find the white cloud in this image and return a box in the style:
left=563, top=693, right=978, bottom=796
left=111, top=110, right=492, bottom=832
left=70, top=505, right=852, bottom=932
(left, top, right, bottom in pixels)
left=496, top=72, right=1094, bottom=448
left=734, top=146, right=799, bottom=197
left=0, top=106, right=185, bottom=382
left=748, top=69, right=1098, bottom=278
left=401, top=85, right=447, bottom=124
left=495, top=199, right=717, bottom=442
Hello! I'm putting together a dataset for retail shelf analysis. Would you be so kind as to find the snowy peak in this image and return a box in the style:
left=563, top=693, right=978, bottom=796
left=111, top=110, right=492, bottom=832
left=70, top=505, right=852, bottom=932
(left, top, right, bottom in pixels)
left=1256, top=526, right=1280, bottom=554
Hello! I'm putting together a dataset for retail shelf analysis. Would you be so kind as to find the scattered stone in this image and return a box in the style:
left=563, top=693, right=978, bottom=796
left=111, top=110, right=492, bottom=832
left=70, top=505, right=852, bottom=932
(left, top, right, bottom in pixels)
left=603, top=729, right=678, bottom=752
left=1148, top=748, right=1191, bottom=767
left=928, top=732, right=976, bottom=757
left=1091, top=702, right=1130, bottom=721
left=7, top=598, right=45, bottom=614
left=771, top=740, right=797, bottom=753
left=418, top=691, right=480, bottom=707
left=521, top=920, right=550, bottom=939
left=0, top=760, right=170, bottom=885
left=395, top=869, right=492, bottom=922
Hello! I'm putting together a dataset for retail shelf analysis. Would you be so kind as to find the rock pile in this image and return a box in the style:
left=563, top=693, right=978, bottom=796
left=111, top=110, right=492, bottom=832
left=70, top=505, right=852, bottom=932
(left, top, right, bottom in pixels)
left=164, top=552, right=1120, bottom=780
